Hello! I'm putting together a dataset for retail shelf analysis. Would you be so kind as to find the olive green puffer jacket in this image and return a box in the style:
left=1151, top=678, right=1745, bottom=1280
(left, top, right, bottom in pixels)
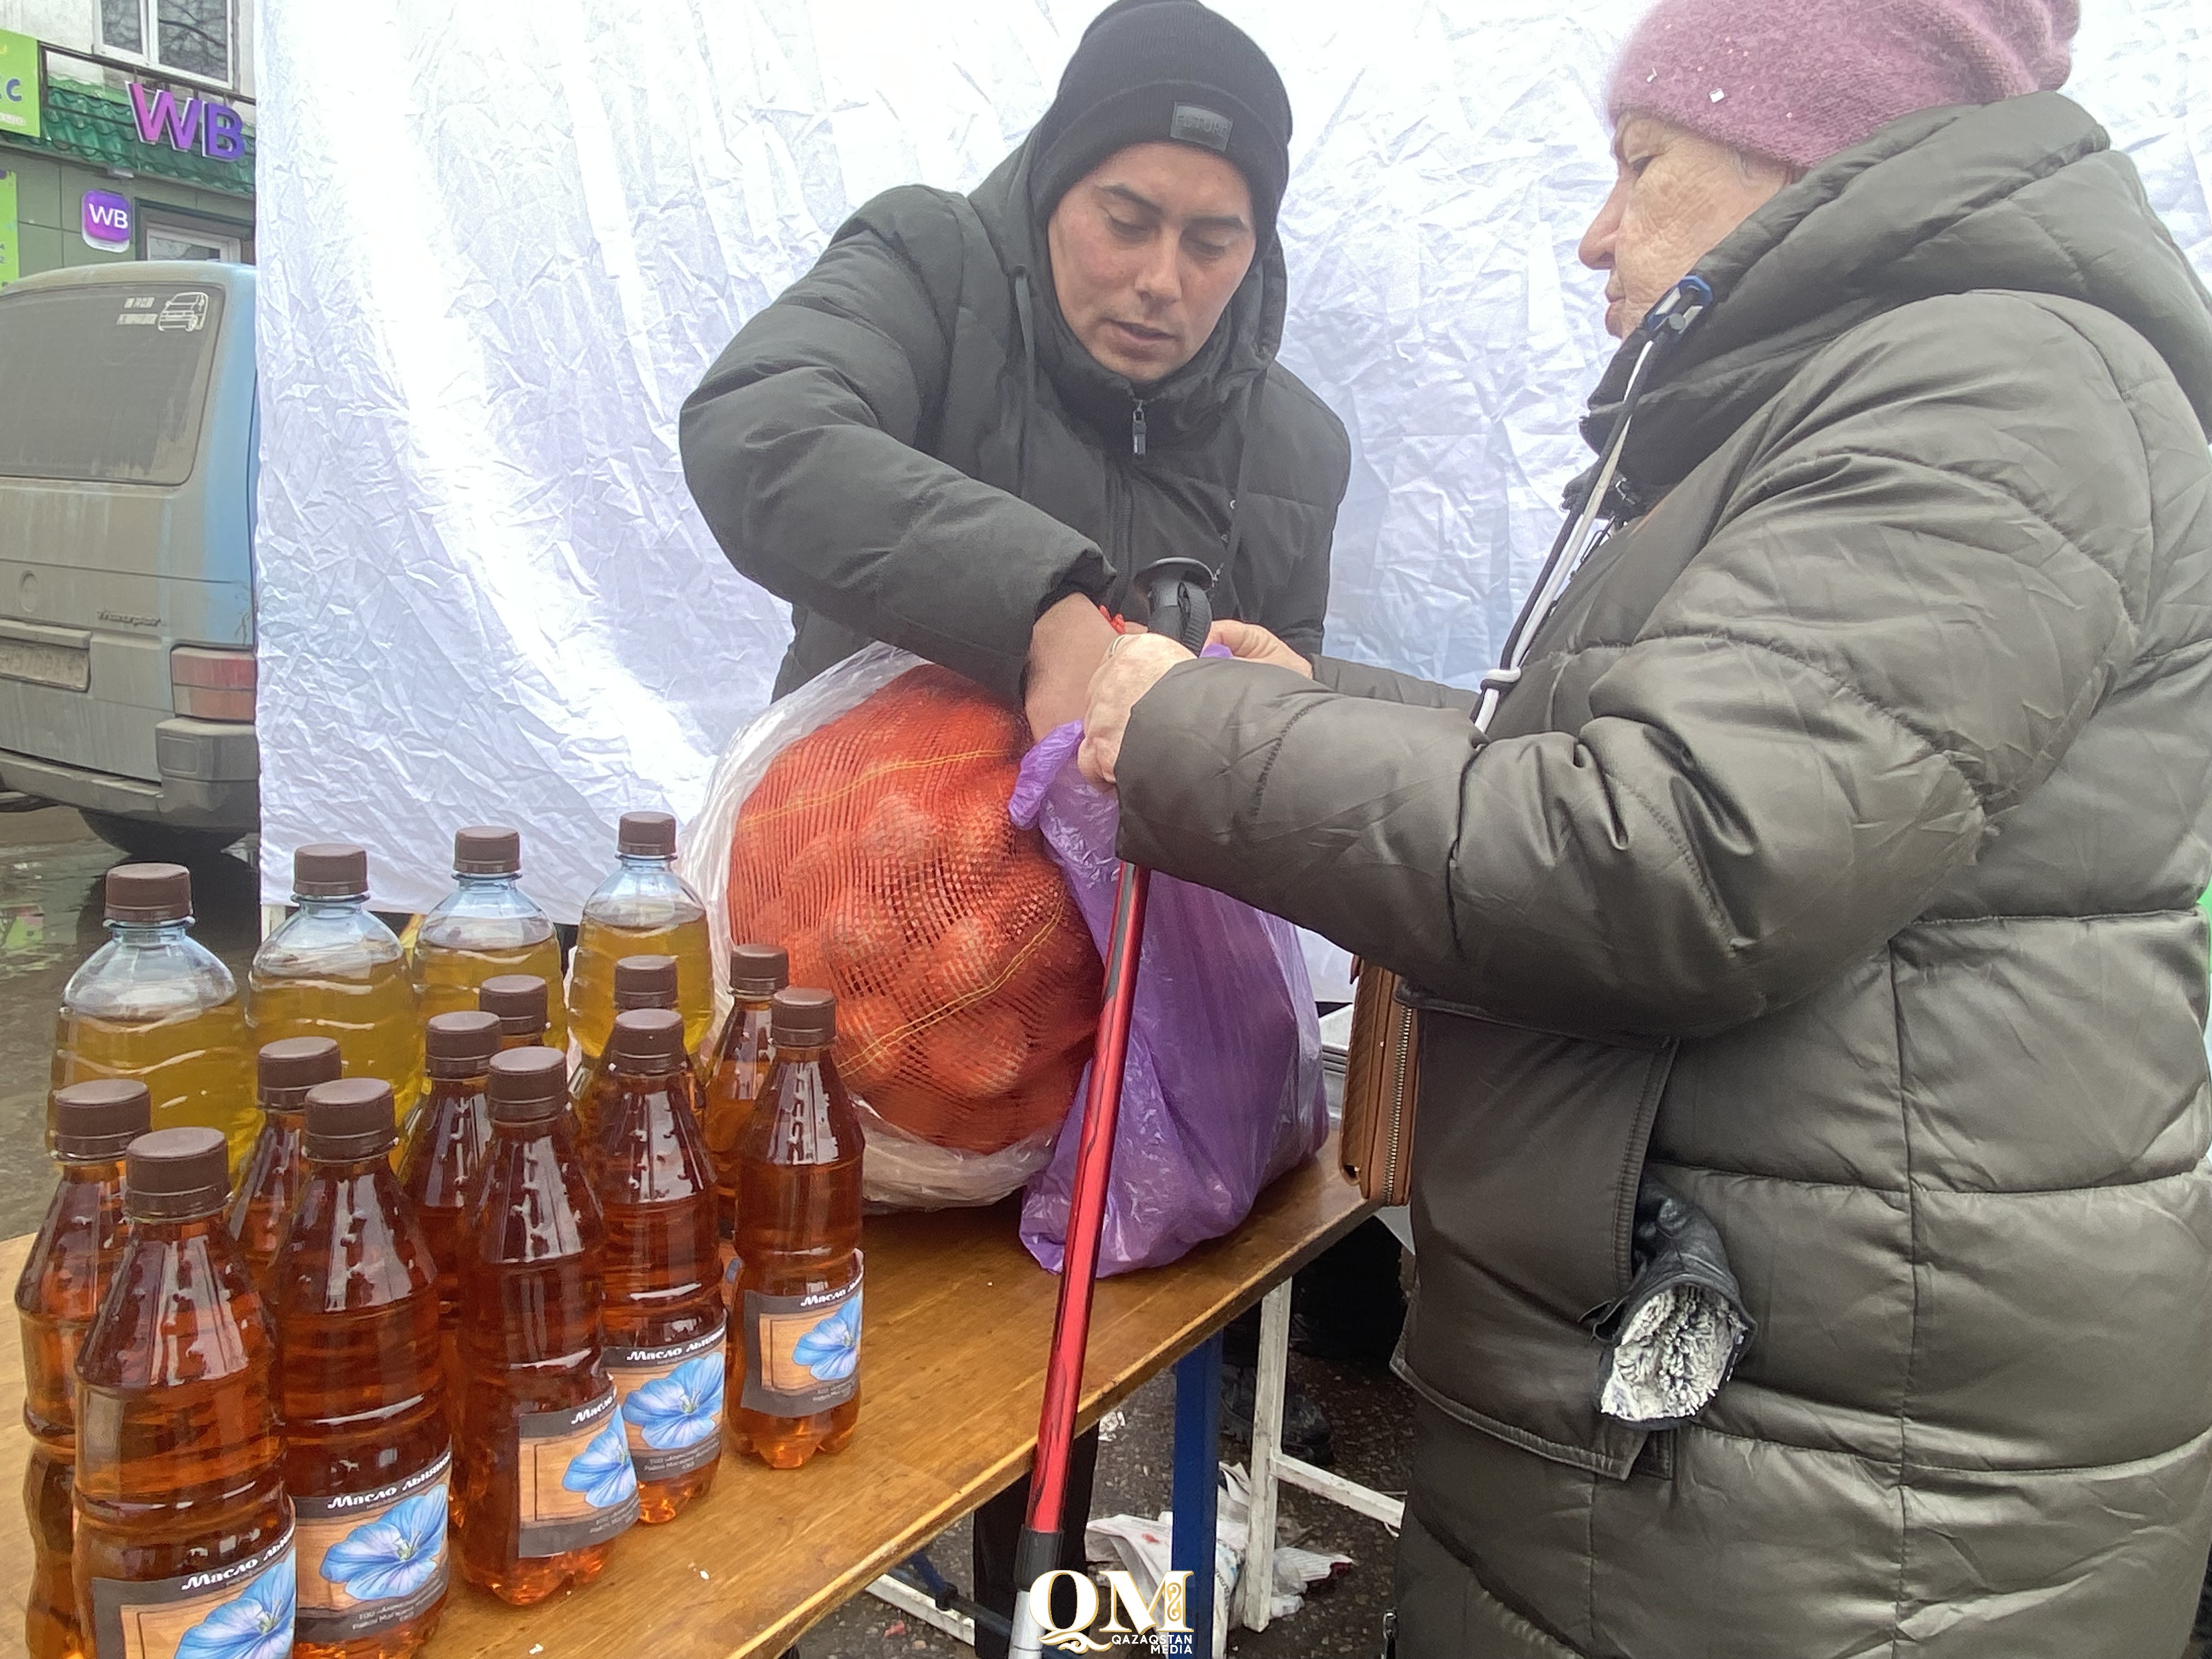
left=679, top=139, right=1350, bottom=701
left=1115, top=94, right=2212, bottom=1657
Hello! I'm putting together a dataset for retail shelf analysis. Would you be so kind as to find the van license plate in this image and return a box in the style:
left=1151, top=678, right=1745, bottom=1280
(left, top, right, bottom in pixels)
left=0, top=639, right=91, bottom=692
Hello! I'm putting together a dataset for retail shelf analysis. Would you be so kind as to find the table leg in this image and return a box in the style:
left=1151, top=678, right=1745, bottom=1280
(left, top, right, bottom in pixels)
left=1171, top=1331, right=1223, bottom=1655
left=1238, top=1280, right=1293, bottom=1632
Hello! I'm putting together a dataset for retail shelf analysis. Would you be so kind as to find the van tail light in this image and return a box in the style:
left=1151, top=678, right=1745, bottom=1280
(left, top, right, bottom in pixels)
left=170, top=647, right=256, bottom=721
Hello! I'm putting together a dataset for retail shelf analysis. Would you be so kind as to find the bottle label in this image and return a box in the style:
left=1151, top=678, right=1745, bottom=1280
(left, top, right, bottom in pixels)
left=292, top=1449, right=451, bottom=1643
left=740, top=1258, right=863, bottom=1417
left=607, top=1319, right=728, bottom=1483
left=90, top=1521, right=295, bottom=1659
left=514, top=1381, right=639, bottom=1557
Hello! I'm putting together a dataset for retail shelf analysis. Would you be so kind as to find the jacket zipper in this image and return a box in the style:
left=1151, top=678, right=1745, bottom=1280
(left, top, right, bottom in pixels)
left=1381, top=1007, right=1412, bottom=1199
left=1131, top=400, right=1147, bottom=456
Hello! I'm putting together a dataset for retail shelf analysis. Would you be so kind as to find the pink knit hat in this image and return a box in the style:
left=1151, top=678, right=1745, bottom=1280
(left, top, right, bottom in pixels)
left=1607, top=0, right=2079, bottom=171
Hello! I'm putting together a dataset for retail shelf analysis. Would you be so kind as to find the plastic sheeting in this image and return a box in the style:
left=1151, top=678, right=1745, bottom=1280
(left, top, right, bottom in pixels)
left=254, top=1, right=2212, bottom=919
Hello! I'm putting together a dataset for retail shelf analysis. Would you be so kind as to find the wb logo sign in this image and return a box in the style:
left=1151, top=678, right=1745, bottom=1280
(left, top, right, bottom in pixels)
left=1029, top=1568, right=1195, bottom=1654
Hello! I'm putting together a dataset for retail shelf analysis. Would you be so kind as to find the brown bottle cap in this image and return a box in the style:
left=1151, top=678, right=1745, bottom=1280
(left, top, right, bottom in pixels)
left=257, top=1037, right=343, bottom=1107
left=304, top=1077, right=397, bottom=1161
left=488, top=1047, right=569, bottom=1123
left=610, top=1007, right=685, bottom=1074
left=612, top=955, right=678, bottom=1011
left=104, top=863, right=191, bottom=924
left=478, top=974, right=549, bottom=1036
left=125, top=1127, right=230, bottom=1219
left=426, top=1010, right=501, bottom=1076
left=52, top=1080, right=151, bottom=1160
left=771, top=986, right=836, bottom=1047
left=453, top=826, right=521, bottom=876
left=292, top=843, right=368, bottom=900
left=617, top=810, right=677, bottom=858
left=729, top=943, right=789, bottom=999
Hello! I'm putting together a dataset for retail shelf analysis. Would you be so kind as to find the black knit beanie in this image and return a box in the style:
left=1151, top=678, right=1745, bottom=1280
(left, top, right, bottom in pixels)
left=1027, top=0, right=1293, bottom=249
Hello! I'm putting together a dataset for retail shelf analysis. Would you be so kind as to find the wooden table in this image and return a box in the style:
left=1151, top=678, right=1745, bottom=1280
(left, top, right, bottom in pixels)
left=0, top=1136, right=1372, bottom=1658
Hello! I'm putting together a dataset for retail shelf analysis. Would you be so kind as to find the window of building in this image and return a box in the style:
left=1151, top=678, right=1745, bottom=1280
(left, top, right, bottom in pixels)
left=100, top=0, right=232, bottom=86
left=144, top=218, right=242, bottom=262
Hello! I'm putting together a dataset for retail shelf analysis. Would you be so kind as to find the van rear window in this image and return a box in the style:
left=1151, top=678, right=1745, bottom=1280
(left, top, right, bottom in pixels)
left=0, top=284, right=227, bottom=486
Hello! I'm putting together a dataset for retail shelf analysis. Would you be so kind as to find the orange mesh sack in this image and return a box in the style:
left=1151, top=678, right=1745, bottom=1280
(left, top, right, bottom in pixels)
left=688, top=646, right=1101, bottom=1206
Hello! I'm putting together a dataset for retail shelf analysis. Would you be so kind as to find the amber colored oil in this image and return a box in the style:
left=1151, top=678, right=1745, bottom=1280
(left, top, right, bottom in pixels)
left=571, top=919, right=714, bottom=1064
left=24, top=1451, right=80, bottom=1659
left=415, top=939, right=569, bottom=1052
left=273, top=1150, right=449, bottom=1658
left=72, top=1213, right=290, bottom=1637
left=227, top=1101, right=305, bottom=1285
left=49, top=1007, right=256, bottom=1166
left=15, top=1153, right=128, bottom=1659
left=249, top=962, right=422, bottom=1125
left=595, top=1057, right=722, bottom=1522
left=398, top=1069, right=490, bottom=1450
left=728, top=1039, right=862, bottom=1468
left=701, top=992, right=776, bottom=1246
left=454, top=1114, right=620, bottom=1603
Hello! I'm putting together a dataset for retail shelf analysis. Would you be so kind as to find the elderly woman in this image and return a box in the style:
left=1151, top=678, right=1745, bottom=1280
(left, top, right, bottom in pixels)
left=1080, top=0, right=2212, bottom=1653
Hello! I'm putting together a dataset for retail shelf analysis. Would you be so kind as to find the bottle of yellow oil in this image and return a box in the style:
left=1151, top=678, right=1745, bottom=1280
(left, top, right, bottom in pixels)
left=571, top=955, right=678, bottom=1136
left=249, top=844, right=422, bottom=1124
left=227, top=1037, right=344, bottom=1285
left=50, top=864, right=256, bottom=1166
left=411, top=829, right=568, bottom=1052
left=569, top=814, right=712, bottom=1070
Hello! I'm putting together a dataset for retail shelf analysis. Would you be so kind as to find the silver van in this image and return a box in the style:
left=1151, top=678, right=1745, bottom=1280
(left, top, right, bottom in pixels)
left=0, top=261, right=257, bottom=861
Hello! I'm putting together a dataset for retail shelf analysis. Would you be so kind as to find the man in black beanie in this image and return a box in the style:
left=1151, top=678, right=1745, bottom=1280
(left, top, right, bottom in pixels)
left=682, top=0, right=1347, bottom=742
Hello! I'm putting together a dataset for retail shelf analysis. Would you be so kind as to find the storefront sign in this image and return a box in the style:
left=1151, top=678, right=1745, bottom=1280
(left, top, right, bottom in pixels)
left=82, top=189, right=133, bottom=253
left=0, top=28, right=38, bottom=140
left=0, top=171, right=18, bottom=285
left=127, top=81, right=244, bottom=161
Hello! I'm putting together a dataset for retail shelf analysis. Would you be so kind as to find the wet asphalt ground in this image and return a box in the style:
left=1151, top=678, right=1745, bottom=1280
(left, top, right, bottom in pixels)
left=0, top=807, right=1414, bottom=1659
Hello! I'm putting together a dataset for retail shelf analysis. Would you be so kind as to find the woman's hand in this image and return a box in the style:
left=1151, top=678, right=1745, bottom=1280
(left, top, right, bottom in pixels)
left=1078, top=632, right=1193, bottom=787
left=1209, top=619, right=1312, bottom=676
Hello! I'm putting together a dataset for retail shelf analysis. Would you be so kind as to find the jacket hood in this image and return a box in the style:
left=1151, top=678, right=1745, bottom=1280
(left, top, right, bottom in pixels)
left=1586, top=92, right=2212, bottom=493
left=969, top=137, right=1285, bottom=449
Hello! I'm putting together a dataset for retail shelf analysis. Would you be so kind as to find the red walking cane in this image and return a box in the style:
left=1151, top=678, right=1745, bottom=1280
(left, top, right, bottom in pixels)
left=1008, top=559, right=1214, bottom=1659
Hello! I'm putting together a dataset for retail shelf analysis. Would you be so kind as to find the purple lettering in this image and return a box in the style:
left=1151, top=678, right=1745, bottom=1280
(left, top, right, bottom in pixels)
left=166, top=95, right=204, bottom=152
left=127, top=81, right=171, bottom=145
left=204, top=102, right=243, bottom=161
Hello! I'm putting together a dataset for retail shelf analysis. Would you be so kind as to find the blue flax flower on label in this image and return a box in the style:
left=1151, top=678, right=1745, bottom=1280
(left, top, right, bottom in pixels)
left=320, top=1486, right=448, bottom=1601
left=174, top=1554, right=295, bottom=1659
left=622, top=1353, right=725, bottom=1450
left=792, top=1292, right=862, bottom=1383
left=563, top=1420, right=639, bottom=1508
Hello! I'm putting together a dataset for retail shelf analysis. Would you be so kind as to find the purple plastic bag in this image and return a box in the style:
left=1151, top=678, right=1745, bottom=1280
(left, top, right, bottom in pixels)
left=1010, top=719, right=1328, bottom=1276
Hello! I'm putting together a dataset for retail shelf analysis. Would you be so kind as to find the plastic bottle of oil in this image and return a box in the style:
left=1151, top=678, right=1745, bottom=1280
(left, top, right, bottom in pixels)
left=592, top=1008, right=723, bottom=1523
left=478, top=974, right=550, bottom=1051
left=569, top=814, right=713, bottom=1070
left=249, top=844, right=422, bottom=1124
left=702, top=944, right=788, bottom=1245
left=411, top=830, right=568, bottom=1052
left=228, top=1036, right=344, bottom=1284
left=399, top=1009, right=500, bottom=1444
left=454, top=1047, right=636, bottom=1604
left=729, top=988, right=863, bottom=1469
left=16, top=1079, right=148, bottom=1659
left=275, top=1078, right=450, bottom=1658
left=50, top=864, right=256, bottom=1166
left=572, top=955, right=678, bottom=1144
left=75, top=1126, right=294, bottom=1657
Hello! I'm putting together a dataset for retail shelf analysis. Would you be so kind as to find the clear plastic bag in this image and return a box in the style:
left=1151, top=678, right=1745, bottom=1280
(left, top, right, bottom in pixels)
left=1011, top=723, right=1329, bottom=1275
left=681, top=645, right=1099, bottom=1208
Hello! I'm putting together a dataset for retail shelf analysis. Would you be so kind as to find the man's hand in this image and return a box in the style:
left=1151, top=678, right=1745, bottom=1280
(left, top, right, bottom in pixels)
left=1209, top=618, right=1312, bottom=676
left=1025, top=592, right=1121, bottom=739
left=1079, top=633, right=1193, bottom=786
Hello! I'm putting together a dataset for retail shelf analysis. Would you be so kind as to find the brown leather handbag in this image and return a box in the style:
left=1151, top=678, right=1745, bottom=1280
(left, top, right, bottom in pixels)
left=1339, top=958, right=1420, bottom=1206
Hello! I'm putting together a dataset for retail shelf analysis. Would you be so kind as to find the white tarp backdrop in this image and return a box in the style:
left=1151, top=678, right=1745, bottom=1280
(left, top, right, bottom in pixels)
left=256, top=1, right=2212, bottom=937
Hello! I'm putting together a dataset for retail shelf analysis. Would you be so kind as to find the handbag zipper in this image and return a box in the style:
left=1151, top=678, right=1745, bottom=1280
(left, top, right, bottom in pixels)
left=1381, top=1008, right=1412, bottom=1200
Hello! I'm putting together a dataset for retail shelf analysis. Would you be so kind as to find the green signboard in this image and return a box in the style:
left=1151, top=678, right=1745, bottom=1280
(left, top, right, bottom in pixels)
left=0, top=29, right=38, bottom=141
left=0, top=171, right=17, bottom=286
